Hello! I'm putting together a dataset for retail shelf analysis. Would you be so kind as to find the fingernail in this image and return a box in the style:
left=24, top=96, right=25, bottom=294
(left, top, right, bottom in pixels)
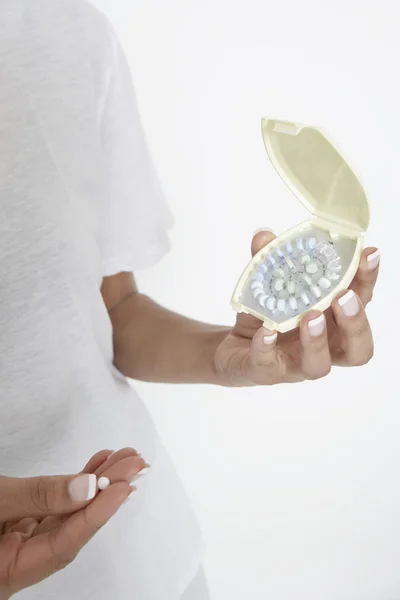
left=367, top=249, right=380, bottom=271
left=131, top=466, right=151, bottom=483
left=98, top=477, right=110, bottom=491
left=123, top=487, right=137, bottom=504
left=68, top=474, right=97, bottom=502
left=263, top=332, right=278, bottom=345
left=106, top=451, right=115, bottom=461
left=254, top=227, right=275, bottom=235
left=338, top=290, right=359, bottom=317
left=308, top=314, right=325, bottom=337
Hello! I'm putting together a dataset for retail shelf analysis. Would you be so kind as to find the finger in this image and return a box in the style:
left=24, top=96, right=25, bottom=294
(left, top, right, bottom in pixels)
left=350, top=247, right=380, bottom=306
left=251, top=228, right=276, bottom=256
left=50, top=482, right=131, bottom=561
left=0, top=474, right=98, bottom=522
left=81, top=450, right=115, bottom=474
left=299, top=313, right=332, bottom=380
left=14, top=483, right=132, bottom=586
left=248, top=327, right=288, bottom=385
left=31, top=516, right=62, bottom=537
left=331, top=290, right=374, bottom=366
left=95, top=456, right=149, bottom=490
left=235, top=229, right=277, bottom=338
left=94, top=448, right=144, bottom=477
left=33, top=456, right=146, bottom=537
left=9, top=518, right=38, bottom=537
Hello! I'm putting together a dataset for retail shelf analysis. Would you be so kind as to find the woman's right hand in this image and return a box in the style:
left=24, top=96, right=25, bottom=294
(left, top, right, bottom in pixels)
left=0, top=448, right=148, bottom=599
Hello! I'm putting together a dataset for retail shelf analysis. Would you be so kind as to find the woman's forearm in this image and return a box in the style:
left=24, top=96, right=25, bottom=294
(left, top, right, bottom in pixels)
left=110, top=292, right=229, bottom=384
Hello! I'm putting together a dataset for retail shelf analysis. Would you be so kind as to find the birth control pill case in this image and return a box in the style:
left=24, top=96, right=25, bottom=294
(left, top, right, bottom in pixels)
left=231, top=118, right=370, bottom=333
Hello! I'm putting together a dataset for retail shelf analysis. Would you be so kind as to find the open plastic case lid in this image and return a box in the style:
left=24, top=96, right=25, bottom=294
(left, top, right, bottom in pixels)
left=261, top=119, right=370, bottom=234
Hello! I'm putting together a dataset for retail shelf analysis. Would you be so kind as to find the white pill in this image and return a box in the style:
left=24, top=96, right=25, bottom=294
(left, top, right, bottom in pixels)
left=301, top=292, right=310, bottom=305
left=311, top=285, right=321, bottom=299
left=267, top=297, right=276, bottom=311
left=277, top=299, right=286, bottom=312
left=306, top=262, right=319, bottom=274
left=296, top=237, right=304, bottom=251
left=253, top=288, right=265, bottom=298
left=274, top=268, right=285, bottom=278
left=327, top=271, right=340, bottom=280
left=98, top=477, right=110, bottom=491
left=289, top=296, right=298, bottom=311
left=286, top=256, right=296, bottom=271
left=259, top=294, right=268, bottom=307
left=328, top=260, right=341, bottom=271
left=301, top=254, right=311, bottom=264
left=302, top=275, right=312, bottom=286
left=287, top=281, right=296, bottom=295
left=319, top=277, right=331, bottom=290
left=286, top=240, right=293, bottom=254
left=307, top=237, right=317, bottom=249
left=253, top=272, right=264, bottom=281
left=257, top=264, right=268, bottom=274
left=274, top=279, right=285, bottom=292
left=251, top=281, right=264, bottom=290
left=276, top=247, right=285, bottom=258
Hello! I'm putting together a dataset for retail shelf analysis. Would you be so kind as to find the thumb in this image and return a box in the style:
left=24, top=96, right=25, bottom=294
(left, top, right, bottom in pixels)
left=0, top=473, right=97, bottom=522
left=251, top=227, right=276, bottom=257
left=234, top=228, right=277, bottom=338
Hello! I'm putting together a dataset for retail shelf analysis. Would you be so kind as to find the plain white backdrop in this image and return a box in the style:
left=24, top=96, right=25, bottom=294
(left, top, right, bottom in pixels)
left=93, top=2, right=398, bottom=598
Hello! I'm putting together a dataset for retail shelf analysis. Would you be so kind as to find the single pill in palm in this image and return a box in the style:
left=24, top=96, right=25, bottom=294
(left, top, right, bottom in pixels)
left=98, top=477, right=110, bottom=491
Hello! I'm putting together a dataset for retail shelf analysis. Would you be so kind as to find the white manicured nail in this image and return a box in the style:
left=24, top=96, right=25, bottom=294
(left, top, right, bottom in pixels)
left=123, top=488, right=137, bottom=504
left=254, top=227, right=275, bottom=235
left=308, top=314, right=325, bottom=337
left=367, top=249, right=380, bottom=271
left=98, top=477, right=110, bottom=491
left=68, top=474, right=97, bottom=502
left=338, top=290, right=359, bottom=317
left=263, top=332, right=278, bottom=345
left=131, top=467, right=150, bottom=483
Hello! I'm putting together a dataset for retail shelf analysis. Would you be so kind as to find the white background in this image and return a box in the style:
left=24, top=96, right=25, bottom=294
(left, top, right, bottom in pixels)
left=94, top=2, right=399, bottom=598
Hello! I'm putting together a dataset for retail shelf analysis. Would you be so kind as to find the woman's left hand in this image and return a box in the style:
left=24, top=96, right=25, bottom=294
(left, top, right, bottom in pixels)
left=214, top=230, right=380, bottom=386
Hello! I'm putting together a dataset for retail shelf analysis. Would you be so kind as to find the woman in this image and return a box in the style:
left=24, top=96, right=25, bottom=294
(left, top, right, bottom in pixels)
left=0, top=0, right=379, bottom=598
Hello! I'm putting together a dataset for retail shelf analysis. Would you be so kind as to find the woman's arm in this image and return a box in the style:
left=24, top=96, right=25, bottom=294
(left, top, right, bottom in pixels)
left=102, top=272, right=229, bottom=384
left=103, top=231, right=379, bottom=388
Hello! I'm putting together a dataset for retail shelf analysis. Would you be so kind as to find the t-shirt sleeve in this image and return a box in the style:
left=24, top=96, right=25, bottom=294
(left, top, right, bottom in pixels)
left=97, top=29, right=174, bottom=277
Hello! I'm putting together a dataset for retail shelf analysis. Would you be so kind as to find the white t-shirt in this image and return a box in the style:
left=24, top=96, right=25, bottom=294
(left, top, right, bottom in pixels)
left=0, top=1, right=204, bottom=598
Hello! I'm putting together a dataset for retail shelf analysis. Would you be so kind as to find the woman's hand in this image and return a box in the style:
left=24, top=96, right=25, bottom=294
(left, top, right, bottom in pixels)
left=0, top=448, right=147, bottom=599
left=214, top=230, right=380, bottom=386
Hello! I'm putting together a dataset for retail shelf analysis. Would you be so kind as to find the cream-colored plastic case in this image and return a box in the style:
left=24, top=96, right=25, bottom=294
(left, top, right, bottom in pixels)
left=231, top=118, right=370, bottom=333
